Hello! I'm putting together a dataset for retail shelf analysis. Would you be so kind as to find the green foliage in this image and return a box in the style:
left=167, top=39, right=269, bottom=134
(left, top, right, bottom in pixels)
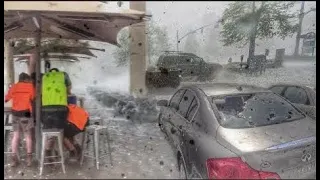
left=113, top=21, right=172, bottom=67
left=220, top=1, right=297, bottom=48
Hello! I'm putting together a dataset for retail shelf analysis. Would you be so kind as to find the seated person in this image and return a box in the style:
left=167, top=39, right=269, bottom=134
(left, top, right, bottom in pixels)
left=64, top=104, right=89, bottom=161
left=41, top=68, right=72, bottom=158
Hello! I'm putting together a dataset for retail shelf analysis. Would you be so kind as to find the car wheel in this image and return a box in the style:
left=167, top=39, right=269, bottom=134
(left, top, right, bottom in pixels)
left=178, top=156, right=188, bottom=179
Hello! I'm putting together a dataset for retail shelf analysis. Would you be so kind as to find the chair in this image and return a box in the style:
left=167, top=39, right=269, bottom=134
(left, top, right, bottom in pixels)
left=80, top=125, right=113, bottom=170
left=39, top=129, right=66, bottom=176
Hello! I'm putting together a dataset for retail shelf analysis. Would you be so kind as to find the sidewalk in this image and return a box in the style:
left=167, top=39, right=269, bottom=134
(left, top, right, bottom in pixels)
left=4, top=118, right=179, bottom=179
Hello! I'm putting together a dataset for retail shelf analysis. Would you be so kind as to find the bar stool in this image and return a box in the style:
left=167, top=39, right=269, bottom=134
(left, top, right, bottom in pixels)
left=39, top=129, right=66, bottom=176
left=79, top=116, right=103, bottom=155
left=80, top=125, right=113, bottom=170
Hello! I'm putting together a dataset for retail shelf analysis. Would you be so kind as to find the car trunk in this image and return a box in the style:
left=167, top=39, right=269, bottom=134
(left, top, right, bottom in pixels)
left=216, top=117, right=316, bottom=179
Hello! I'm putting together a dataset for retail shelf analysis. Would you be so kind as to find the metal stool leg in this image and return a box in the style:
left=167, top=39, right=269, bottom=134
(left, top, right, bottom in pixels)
left=105, top=129, right=113, bottom=166
left=80, top=131, right=88, bottom=165
left=39, top=134, right=47, bottom=176
left=57, top=134, right=66, bottom=174
left=94, top=130, right=100, bottom=170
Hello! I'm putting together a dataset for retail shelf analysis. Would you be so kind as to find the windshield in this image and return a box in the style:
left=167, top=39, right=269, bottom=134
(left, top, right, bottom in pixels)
left=212, top=93, right=305, bottom=129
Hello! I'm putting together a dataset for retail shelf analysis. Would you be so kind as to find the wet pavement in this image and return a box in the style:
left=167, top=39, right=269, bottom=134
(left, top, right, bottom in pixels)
left=4, top=100, right=180, bottom=179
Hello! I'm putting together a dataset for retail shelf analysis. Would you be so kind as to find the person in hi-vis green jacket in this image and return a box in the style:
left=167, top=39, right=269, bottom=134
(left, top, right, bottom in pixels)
left=41, top=68, right=72, bottom=158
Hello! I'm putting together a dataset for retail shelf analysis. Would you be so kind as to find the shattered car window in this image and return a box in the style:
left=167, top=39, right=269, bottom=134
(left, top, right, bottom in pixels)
left=212, top=92, right=305, bottom=128
left=283, top=86, right=310, bottom=105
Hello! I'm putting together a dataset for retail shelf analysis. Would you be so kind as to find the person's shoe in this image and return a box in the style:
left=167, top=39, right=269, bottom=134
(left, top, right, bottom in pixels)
left=26, top=153, right=33, bottom=167
left=11, top=154, right=19, bottom=167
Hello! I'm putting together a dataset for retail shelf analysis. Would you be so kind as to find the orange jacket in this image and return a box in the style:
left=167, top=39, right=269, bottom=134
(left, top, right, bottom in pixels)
left=5, top=82, right=35, bottom=113
left=67, top=104, right=89, bottom=131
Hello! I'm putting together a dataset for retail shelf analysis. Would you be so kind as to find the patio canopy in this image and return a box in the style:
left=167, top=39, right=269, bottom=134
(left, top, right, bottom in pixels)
left=13, top=43, right=101, bottom=58
left=4, top=1, right=148, bottom=45
left=14, top=54, right=89, bottom=62
left=4, top=1, right=149, bottom=161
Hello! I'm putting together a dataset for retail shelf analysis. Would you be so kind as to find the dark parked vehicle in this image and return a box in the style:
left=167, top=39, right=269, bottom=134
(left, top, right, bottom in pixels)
left=146, top=67, right=181, bottom=88
left=269, top=84, right=316, bottom=119
left=157, top=83, right=316, bottom=179
left=147, top=51, right=222, bottom=88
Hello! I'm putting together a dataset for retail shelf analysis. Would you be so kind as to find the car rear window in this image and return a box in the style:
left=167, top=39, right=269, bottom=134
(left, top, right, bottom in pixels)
left=211, top=92, right=305, bottom=129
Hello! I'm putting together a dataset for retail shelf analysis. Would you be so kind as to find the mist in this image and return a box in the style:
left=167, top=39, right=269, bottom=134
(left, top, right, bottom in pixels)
left=6, top=1, right=316, bottom=94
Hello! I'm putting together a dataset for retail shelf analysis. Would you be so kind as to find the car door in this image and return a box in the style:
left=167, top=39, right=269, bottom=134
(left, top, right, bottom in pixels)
left=171, top=89, right=195, bottom=165
left=178, top=55, right=198, bottom=77
left=189, top=57, right=202, bottom=76
left=183, top=95, right=199, bottom=171
left=160, top=89, right=186, bottom=141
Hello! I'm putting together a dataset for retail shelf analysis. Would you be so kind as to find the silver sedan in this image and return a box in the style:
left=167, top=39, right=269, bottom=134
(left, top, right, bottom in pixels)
left=157, top=83, right=316, bottom=179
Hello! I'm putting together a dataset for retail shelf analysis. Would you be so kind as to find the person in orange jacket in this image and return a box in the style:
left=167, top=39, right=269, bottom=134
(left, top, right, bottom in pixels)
left=5, top=73, right=35, bottom=167
left=63, top=104, right=89, bottom=161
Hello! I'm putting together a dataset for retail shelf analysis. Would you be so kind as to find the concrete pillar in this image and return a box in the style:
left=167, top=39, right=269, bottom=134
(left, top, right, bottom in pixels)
left=4, top=39, right=15, bottom=88
left=129, top=1, right=148, bottom=97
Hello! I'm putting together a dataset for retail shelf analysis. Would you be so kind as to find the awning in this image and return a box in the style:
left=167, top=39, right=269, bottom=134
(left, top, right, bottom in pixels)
left=14, top=54, right=89, bottom=62
left=4, top=1, right=148, bottom=45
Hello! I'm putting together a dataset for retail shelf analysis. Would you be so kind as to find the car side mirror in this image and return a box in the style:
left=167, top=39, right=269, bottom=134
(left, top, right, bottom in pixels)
left=157, top=99, right=168, bottom=107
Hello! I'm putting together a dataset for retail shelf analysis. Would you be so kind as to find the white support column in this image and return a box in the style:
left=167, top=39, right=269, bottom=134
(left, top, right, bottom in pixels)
left=4, top=39, right=15, bottom=88
left=129, top=1, right=148, bottom=97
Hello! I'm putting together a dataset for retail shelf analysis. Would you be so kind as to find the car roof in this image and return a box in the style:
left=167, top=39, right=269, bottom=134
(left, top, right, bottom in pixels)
left=182, top=82, right=270, bottom=96
left=160, top=52, right=199, bottom=57
left=269, top=83, right=315, bottom=90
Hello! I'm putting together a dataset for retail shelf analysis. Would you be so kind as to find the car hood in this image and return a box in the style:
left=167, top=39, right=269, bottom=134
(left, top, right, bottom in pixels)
left=216, top=117, right=316, bottom=154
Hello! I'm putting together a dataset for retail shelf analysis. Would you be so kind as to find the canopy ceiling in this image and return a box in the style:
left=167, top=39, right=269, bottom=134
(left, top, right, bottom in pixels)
left=4, top=1, right=148, bottom=45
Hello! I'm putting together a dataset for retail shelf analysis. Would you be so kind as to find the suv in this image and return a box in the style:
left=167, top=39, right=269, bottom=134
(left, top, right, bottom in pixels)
left=146, top=51, right=223, bottom=88
left=157, top=51, right=222, bottom=81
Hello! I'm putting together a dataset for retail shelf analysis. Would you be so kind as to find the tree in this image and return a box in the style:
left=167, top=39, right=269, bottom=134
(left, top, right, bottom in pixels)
left=113, top=21, right=171, bottom=67
left=220, top=2, right=297, bottom=63
left=293, top=1, right=316, bottom=57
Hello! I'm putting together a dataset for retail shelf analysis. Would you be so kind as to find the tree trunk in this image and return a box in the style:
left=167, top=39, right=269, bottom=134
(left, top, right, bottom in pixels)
left=293, top=1, right=305, bottom=57
left=247, top=1, right=257, bottom=65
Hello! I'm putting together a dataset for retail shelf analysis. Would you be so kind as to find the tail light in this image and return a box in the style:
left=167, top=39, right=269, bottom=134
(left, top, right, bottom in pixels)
left=206, top=157, right=280, bottom=179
